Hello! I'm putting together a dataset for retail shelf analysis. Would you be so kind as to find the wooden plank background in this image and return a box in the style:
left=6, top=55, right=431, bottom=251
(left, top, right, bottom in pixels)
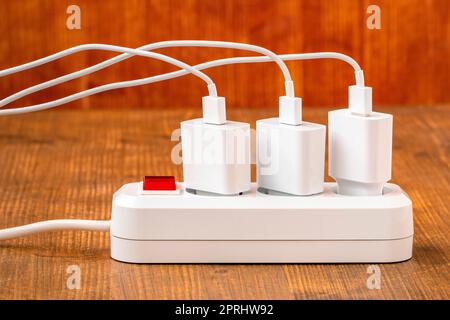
left=0, top=0, right=449, bottom=110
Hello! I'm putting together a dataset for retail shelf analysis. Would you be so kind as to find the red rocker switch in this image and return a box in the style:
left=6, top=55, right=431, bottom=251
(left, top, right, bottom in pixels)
left=143, top=176, right=176, bottom=191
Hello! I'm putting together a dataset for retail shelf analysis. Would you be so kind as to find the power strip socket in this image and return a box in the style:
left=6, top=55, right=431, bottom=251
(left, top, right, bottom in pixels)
left=110, top=181, right=413, bottom=263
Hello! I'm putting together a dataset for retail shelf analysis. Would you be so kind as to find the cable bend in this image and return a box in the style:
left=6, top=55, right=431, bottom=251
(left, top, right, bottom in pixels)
left=0, top=40, right=294, bottom=98
left=0, top=51, right=366, bottom=116
left=0, top=44, right=221, bottom=115
left=0, top=43, right=217, bottom=97
left=143, top=40, right=294, bottom=96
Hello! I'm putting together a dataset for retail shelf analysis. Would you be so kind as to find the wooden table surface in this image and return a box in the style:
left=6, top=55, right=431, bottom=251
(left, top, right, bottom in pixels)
left=0, top=105, right=448, bottom=300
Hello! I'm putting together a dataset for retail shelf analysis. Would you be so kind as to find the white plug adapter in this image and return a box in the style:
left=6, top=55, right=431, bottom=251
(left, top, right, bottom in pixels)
left=329, top=86, right=392, bottom=196
left=256, top=96, right=326, bottom=196
left=181, top=96, right=251, bottom=195
left=202, top=96, right=226, bottom=124
left=348, top=85, right=372, bottom=116
left=279, top=96, right=302, bottom=125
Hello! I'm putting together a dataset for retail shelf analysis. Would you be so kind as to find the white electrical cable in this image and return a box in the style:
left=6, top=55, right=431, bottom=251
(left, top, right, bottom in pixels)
left=0, top=44, right=220, bottom=115
left=0, top=49, right=364, bottom=112
left=0, top=44, right=218, bottom=98
left=0, top=219, right=110, bottom=240
left=0, top=52, right=365, bottom=116
left=147, top=41, right=295, bottom=96
left=0, top=40, right=295, bottom=100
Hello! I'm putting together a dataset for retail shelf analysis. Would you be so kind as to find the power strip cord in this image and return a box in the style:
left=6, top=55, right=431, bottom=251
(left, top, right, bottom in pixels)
left=0, top=219, right=110, bottom=240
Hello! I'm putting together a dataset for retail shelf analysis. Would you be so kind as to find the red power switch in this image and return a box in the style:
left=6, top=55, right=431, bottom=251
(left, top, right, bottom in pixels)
left=143, top=176, right=176, bottom=191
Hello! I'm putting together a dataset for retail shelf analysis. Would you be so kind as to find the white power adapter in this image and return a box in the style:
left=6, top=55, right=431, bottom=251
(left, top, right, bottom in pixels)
left=329, top=85, right=393, bottom=196
left=181, top=96, right=251, bottom=195
left=256, top=96, right=326, bottom=195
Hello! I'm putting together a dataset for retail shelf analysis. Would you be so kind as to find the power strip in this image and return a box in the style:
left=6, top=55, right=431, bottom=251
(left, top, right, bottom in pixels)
left=110, top=182, right=413, bottom=263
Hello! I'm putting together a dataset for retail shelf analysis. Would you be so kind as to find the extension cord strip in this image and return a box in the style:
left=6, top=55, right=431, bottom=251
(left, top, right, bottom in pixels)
left=110, top=182, right=413, bottom=263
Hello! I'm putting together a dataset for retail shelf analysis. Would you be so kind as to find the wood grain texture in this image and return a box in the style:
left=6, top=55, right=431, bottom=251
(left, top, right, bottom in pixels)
left=0, top=0, right=449, bottom=110
left=0, top=105, right=448, bottom=300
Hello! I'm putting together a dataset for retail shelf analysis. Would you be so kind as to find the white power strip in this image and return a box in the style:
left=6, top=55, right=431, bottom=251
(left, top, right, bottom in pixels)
left=110, top=182, right=413, bottom=263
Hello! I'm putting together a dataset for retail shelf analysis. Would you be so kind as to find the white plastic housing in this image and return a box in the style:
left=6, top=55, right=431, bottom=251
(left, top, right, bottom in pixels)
left=349, top=85, right=372, bottom=115
left=256, top=118, right=325, bottom=195
left=279, top=96, right=302, bottom=125
left=110, top=182, right=413, bottom=263
left=202, top=96, right=226, bottom=124
left=329, top=109, right=393, bottom=196
left=181, top=118, right=250, bottom=195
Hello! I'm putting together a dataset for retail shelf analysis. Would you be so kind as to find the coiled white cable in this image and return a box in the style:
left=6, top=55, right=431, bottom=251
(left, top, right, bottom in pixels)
left=0, top=41, right=291, bottom=81
left=0, top=40, right=296, bottom=104
left=0, top=44, right=364, bottom=114
left=0, top=44, right=224, bottom=115
left=0, top=51, right=364, bottom=116
left=1, top=43, right=218, bottom=97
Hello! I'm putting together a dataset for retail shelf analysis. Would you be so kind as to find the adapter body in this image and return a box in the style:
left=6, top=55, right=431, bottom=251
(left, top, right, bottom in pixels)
left=329, top=109, right=392, bottom=196
left=181, top=119, right=251, bottom=195
left=256, top=118, right=325, bottom=195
